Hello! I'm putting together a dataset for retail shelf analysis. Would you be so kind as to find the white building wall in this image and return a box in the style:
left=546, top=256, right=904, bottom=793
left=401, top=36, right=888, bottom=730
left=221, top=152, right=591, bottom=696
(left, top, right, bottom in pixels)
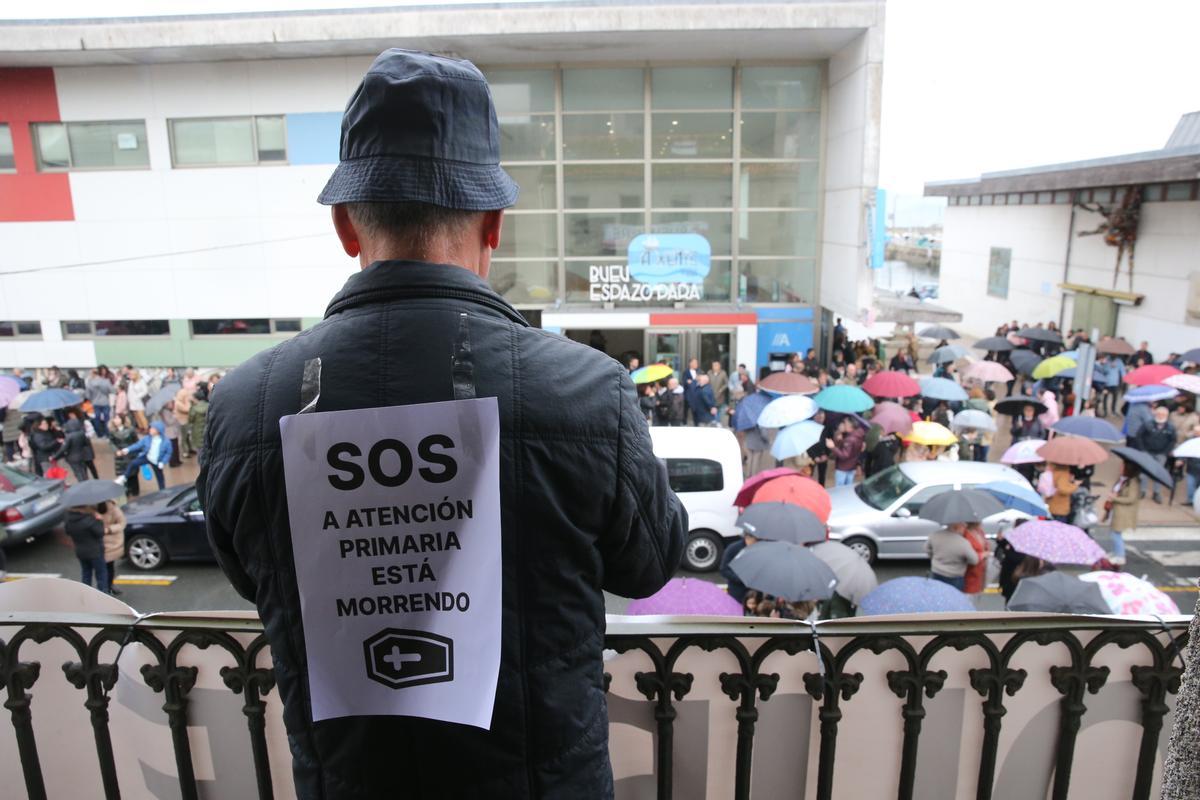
left=938, top=200, right=1200, bottom=355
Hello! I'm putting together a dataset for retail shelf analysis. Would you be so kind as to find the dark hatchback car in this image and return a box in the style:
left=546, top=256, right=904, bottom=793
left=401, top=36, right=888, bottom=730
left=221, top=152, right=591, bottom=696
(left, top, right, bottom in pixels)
left=123, top=483, right=214, bottom=571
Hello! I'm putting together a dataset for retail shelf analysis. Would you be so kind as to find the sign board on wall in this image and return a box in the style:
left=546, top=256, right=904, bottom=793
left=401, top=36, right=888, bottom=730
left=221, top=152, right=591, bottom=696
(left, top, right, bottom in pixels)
left=988, top=247, right=1012, bottom=299
left=589, top=232, right=711, bottom=302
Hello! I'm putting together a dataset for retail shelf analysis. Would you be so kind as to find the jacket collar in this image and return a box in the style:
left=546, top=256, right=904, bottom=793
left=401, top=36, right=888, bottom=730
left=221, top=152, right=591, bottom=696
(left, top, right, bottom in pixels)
left=324, top=260, right=529, bottom=327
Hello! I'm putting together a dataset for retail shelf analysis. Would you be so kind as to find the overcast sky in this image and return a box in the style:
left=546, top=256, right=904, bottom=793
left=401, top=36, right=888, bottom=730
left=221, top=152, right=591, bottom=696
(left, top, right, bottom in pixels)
left=6, top=0, right=1199, bottom=197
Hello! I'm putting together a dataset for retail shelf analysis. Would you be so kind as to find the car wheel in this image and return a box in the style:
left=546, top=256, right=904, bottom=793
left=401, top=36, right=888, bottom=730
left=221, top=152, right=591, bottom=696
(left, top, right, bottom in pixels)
left=842, top=536, right=877, bottom=565
left=126, top=533, right=167, bottom=571
left=684, top=530, right=723, bottom=572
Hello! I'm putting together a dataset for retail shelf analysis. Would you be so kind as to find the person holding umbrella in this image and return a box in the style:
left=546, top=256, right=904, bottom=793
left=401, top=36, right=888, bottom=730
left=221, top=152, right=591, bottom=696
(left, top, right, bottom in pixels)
left=1010, top=403, right=1046, bottom=442
left=1104, top=460, right=1140, bottom=565
left=100, top=499, right=127, bottom=595
left=65, top=501, right=108, bottom=593
left=1134, top=406, right=1176, bottom=503
left=1046, top=463, right=1080, bottom=523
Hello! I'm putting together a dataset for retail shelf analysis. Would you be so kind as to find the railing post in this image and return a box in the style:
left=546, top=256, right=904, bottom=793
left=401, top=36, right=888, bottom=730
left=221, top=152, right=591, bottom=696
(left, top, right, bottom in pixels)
left=1, top=634, right=47, bottom=800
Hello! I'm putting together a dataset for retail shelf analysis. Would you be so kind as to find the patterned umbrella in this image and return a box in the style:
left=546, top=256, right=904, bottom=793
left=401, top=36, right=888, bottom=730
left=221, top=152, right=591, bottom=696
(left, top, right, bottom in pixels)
left=813, top=385, right=875, bottom=414
left=729, top=541, right=838, bottom=602
left=732, top=392, right=772, bottom=431
left=1006, top=520, right=1105, bottom=565
left=1165, top=373, right=1200, bottom=395
left=808, top=541, right=878, bottom=605
left=964, top=360, right=1014, bottom=383
left=737, top=502, right=826, bottom=545
left=951, top=408, right=996, bottom=432
left=1077, top=571, right=1180, bottom=616
left=1124, top=364, right=1182, bottom=386
left=756, top=394, right=819, bottom=428
left=630, top=364, right=673, bottom=384
left=1125, top=384, right=1179, bottom=404
left=859, top=576, right=975, bottom=615
left=1097, top=337, right=1136, bottom=356
left=771, top=420, right=825, bottom=461
left=626, top=578, right=743, bottom=617
left=862, top=370, right=920, bottom=398
left=1001, top=439, right=1046, bottom=465
left=1050, top=416, right=1123, bottom=443
left=870, top=401, right=914, bottom=436
left=759, top=372, right=819, bottom=396
left=1037, top=437, right=1109, bottom=467
left=19, top=388, right=83, bottom=413
left=751, top=474, right=832, bottom=522
left=1008, top=572, right=1111, bottom=614
left=972, top=336, right=1015, bottom=352
left=902, top=421, right=957, bottom=447
left=734, top=467, right=800, bottom=507
left=919, top=377, right=968, bottom=402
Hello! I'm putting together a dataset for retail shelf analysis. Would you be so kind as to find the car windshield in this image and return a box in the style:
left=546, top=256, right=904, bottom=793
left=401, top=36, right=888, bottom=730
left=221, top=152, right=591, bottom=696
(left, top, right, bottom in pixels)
left=856, top=466, right=916, bottom=510
left=0, top=464, right=37, bottom=493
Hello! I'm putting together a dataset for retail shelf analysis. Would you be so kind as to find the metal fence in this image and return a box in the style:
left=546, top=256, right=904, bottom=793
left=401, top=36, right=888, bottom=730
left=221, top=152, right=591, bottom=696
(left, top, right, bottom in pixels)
left=0, top=612, right=1189, bottom=800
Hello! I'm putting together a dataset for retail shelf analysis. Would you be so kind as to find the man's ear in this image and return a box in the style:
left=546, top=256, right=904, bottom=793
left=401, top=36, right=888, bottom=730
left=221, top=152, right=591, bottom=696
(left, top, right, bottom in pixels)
left=331, top=205, right=362, bottom=258
left=482, top=209, right=504, bottom=251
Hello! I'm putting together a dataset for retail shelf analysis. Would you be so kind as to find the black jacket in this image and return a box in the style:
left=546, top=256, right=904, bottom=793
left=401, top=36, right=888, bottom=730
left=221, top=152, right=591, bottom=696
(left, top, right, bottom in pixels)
left=198, top=261, right=686, bottom=800
left=53, top=419, right=94, bottom=464
left=65, top=508, right=104, bottom=560
left=1136, top=421, right=1176, bottom=456
left=29, top=428, right=60, bottom=462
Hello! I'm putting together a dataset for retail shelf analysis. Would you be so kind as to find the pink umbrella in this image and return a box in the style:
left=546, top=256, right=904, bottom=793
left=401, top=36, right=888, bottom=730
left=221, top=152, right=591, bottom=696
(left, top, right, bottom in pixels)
left=862, top=370, right=920, bottom=398
left=964, top=361, right=1014, bottom=383
left=0, top=375, right=22, bottom=407
left=1124, top=364, right=1182, bottom=386
left=734, top=467, right=799, bottom=508
left=1006, top=520, right=1105, bottom=565
left=870, top=401, right=914, bottom=436
left=626, top=577, right=743, bottom=616
left=1001, top=439, right=1046, bottom=465
left=1078, top=571, right=1180, bottom=616
left=1164, top=373, right=1200, bottom=395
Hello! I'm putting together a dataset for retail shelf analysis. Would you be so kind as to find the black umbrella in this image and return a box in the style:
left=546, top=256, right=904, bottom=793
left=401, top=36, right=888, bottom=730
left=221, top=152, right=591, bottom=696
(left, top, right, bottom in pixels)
left=917, top=489, right=1005, bottom=524
left=1007, top=572, right=1111, bottom=614
left=729, top=541, right=838, bottom=602
left=972, top=336, right=1015, bottom=352
left=994, top=395, right=1048, bottom=416
left=1008, top=349, right=1042, bottom=376
left=736, top=502, right=826, bottom=545
left=920, top=325, right=960, bottom=340
left=1111, top=446, right=1174, bottom=488
left=60, top=479, right=125, bottom=507
left=145, top=382, right=182, bottom=417
left=1016, top=327, right=1064, bottom=345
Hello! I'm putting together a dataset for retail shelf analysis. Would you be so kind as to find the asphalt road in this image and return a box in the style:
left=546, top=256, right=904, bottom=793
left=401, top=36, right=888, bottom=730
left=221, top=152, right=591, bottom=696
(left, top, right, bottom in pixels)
left=5, top=437, right=1198, bottom=616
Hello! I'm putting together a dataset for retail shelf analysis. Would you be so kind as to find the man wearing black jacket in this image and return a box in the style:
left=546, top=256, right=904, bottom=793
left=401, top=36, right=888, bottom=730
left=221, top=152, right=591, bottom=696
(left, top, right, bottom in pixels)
left=199, top=50, right=685, bottom=800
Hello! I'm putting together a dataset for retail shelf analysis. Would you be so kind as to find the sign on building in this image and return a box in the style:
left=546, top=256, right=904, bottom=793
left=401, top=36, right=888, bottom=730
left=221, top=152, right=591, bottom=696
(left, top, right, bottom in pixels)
left=589, top=232, right=711, bottom=302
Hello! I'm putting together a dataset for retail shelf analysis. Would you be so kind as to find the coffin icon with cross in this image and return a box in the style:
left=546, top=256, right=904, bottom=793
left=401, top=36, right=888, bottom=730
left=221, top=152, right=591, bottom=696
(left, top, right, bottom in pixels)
left=363, top=628, right=455, bottom=689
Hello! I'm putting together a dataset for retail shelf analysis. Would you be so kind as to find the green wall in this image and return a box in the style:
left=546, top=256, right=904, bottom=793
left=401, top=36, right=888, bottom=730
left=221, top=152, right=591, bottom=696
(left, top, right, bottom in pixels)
left=91, top=318, right=323, bottom=369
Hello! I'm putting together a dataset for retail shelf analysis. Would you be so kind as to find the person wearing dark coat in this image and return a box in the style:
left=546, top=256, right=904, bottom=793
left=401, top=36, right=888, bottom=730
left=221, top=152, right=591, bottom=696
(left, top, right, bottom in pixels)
left=1134, top=406, right=1176, bottom=503
left=53, top=416, right=98, bottom=482
left=65, top=505, right=108, bottom=592
left=197, top=50, right=686, bottom=800
left=1010, top=405, right=1046, bottom=442
left=865, top=432, right=900, bottom=477
left=688, top=375, right=718, bottom=425
left=27, top=416, right=61, bottom=477
left=658, top=377, right=686, bottom=426
left=719, top=536, right=750, bottom=604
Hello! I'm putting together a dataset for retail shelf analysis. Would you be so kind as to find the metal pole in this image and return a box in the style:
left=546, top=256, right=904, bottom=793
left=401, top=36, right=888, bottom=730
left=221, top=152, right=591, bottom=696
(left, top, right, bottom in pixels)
left=1073, top=342, right=1095, bottom=416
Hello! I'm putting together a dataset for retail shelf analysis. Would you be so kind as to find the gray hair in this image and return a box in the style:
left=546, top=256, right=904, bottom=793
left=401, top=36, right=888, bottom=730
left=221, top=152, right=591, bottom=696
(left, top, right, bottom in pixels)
left=344, top=201, right=483, bottom=254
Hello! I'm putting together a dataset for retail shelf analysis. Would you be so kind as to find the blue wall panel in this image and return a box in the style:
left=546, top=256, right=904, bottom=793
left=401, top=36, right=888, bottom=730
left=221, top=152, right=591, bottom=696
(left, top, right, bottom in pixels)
left=756, top=307, right=814, bottom=370
left=286, top=112, right=342, bottom=165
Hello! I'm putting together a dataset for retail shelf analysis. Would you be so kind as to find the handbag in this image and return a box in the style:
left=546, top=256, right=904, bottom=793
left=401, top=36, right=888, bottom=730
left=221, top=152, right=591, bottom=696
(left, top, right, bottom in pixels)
left=44, top=459, right=68, bottom=481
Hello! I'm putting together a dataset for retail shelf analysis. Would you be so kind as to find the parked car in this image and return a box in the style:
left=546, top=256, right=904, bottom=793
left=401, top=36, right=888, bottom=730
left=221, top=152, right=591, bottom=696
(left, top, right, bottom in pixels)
left=649, top=426, right=742, bottom=572
left=826, top=461, right=1035, bottom=564
left=123, top=483, right=213, bottom=570
left=0, top=464, right=65, bottom=546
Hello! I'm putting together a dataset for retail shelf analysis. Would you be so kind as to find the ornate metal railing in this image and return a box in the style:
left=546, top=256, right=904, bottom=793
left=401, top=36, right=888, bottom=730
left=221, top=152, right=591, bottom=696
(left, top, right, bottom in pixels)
left=0, top=611, right=1189, bottom=800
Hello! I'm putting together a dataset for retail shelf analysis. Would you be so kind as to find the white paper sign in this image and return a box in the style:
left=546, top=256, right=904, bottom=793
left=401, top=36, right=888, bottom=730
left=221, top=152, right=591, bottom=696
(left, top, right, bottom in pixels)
left=279, top=398, right=502, bottom=727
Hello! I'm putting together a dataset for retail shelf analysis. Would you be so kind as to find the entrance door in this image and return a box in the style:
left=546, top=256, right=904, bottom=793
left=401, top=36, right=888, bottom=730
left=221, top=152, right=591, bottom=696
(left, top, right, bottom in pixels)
left=645, top=330, right=733, bottom=375
left=1071, top=294, right=1117, bottom=338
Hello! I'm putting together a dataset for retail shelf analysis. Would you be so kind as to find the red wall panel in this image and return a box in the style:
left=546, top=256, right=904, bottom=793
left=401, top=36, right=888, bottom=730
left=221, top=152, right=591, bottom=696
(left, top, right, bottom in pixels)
left=0, top=67, right=74, bottom=222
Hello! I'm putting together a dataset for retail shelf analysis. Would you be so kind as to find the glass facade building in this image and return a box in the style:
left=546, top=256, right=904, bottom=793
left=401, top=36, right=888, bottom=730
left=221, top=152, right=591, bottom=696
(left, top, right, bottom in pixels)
left=483, top=64, right=824, bottom=311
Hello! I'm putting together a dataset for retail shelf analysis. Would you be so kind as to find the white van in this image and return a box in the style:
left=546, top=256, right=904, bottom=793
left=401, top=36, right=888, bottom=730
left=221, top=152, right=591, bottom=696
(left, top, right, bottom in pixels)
left=649, top=426, right=743, bottom=572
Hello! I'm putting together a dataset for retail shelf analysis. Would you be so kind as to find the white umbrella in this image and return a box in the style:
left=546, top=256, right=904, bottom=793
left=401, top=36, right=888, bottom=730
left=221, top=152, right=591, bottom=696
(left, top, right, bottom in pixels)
left=1174, top=438, right=1200, bottom=459
left=756, top=394, right=819, bottom=429
left=951, top=409, right=997, bottom=432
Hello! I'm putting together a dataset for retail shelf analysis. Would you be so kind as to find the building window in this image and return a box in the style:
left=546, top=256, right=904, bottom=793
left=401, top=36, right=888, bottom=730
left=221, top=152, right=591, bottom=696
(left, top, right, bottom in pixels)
left=1053, top=190, right=1072, bottom=204
left=981, top=194, right=994, bottom=205
left=190, top=318, right=301, bottom=336
left=482, top=62, right=822, bottom=307
left=1166, top=181, right=1196, bottom=201
left=62, top=320, right=170, bottom=338
left=169, top=116, right=288, bottom=167
left=0, top=321, right=42, bottom=339
left=987, top=247, right=1011, bottom=299
left=1092, top=188, right=1114, bottom=204
left=0, top=124, right=14, bottom=172
left=1036, top=191, right=1053, bottom=204
left=32, top=121, right=149, bottom=171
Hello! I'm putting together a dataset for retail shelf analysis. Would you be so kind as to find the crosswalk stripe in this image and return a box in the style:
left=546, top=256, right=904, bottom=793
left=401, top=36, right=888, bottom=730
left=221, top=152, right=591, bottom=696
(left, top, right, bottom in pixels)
left=1142, top=551, right=1200, bottom=568
left=1121, top=527, right=1200, bottom=542
left=113, top=575, right=177, bottom=586
left=2, top=572, right=62, bottom=581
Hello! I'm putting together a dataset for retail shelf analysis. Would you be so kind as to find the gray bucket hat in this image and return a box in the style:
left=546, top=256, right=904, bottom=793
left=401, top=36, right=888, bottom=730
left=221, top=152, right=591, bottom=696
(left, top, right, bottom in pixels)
left=318, top=48, right=519, bottom=210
